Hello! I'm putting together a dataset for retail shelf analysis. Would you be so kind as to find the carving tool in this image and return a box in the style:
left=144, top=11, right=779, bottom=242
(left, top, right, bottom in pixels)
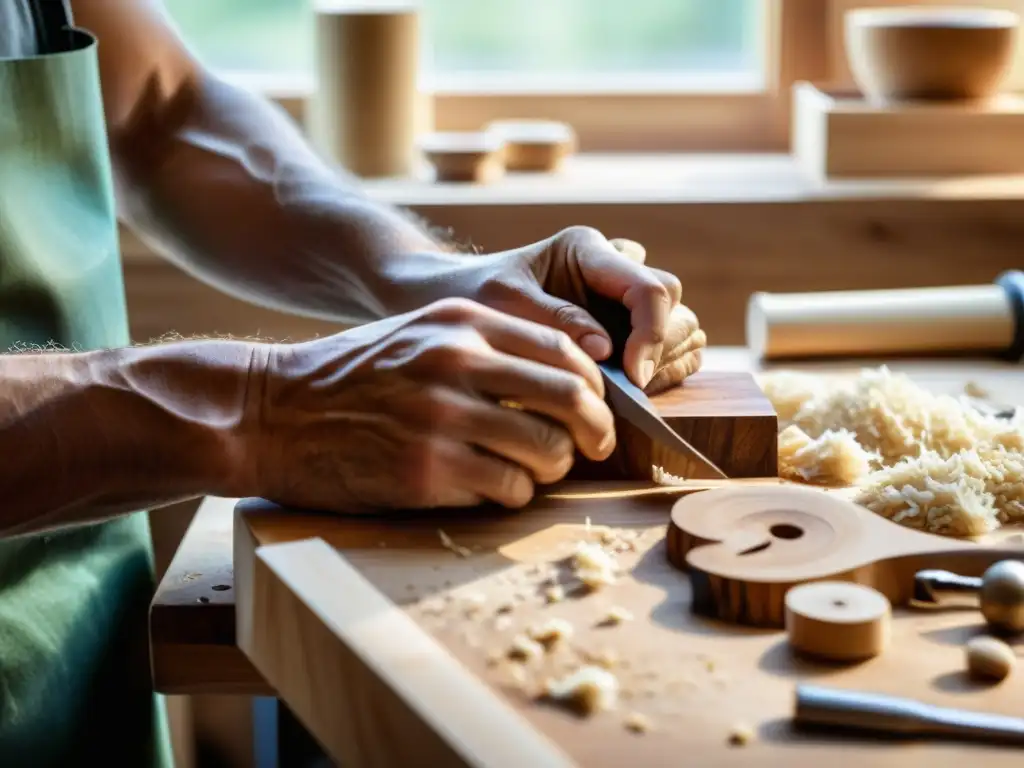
left=795, top=684, right=1024, bottom=745
left=585, top=289, right=728, bottom=480
left=913, top=560, right=1024, bottom=634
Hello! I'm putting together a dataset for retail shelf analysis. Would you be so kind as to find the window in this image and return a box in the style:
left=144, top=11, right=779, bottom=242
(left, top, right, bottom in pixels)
left=163, top=1, right=828, bottom=152
left=165, top=0, right=765, bottom=88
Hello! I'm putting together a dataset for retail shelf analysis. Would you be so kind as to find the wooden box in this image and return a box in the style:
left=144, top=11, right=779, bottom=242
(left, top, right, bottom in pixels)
left=792, top=80, right=1024, bottom=179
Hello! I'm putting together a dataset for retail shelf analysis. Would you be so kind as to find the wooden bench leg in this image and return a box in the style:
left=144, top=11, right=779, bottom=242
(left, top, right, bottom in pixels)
left=253, top=696, right=334, bottom=768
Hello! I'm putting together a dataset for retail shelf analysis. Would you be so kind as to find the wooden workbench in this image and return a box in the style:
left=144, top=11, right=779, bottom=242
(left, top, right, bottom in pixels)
left=150, top=346, right=1024, bottom=754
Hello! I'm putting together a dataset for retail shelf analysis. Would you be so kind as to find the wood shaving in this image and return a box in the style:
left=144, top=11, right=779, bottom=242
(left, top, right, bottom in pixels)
left=438, top=529, right=472, bottom=557
left=485, top=649, right=503, bottom=667
left=728, top=722, right=754, bottom=746
left=572, top=541, right=618, bottom=589
left=581, top=647, right=618, bottom=669
left=777, top=424, right=876, bottom=485
left=507, top=634, right=544, bottom=663
left=493, top=615, right=513, bottom=632
left=964, top=381, right=990, bottom=399
left=544, top=585, right=565, bottom=604
left=461, top=592, right=486, bottom=617
left=624, top=712, right=653, bottom=733
left=420, top=599, right=445, bottom=616
left=542, top=665, right=619, bottom=716
left=599, top=606, right=634, bottom=626
left=528, top=618, right=574, bottom=650
left=753, top=367, right=1024, bottom=537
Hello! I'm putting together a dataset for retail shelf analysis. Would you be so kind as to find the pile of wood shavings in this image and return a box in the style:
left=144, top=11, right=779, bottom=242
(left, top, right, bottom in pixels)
left=751, top=368, right=1022, bottom=537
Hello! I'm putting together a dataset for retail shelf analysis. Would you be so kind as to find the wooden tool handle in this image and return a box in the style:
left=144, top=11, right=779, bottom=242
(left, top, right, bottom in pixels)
left=747, top=270, right=1024, bottom=361
left=585, top=289, right=633, bottom=368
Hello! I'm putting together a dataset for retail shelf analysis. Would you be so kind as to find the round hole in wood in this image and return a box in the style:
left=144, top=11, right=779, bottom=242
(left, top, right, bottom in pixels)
left=769, top=523, right=804, bottom=540
left=832, top=599, right=848, bottom=609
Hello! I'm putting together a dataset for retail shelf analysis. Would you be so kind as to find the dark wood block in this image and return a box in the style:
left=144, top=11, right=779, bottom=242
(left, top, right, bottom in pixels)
left=571, top=370, right=779, bottom=481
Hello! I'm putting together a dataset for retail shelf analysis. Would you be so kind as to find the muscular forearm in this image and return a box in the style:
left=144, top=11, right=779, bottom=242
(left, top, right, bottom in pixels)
left=0, top=340, right=252, bottom=537
left=113, top=72, right=462, bottom=324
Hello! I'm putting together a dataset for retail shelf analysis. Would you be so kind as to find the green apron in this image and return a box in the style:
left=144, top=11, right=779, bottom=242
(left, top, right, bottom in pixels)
left=0, top=13, right=172, bottom=768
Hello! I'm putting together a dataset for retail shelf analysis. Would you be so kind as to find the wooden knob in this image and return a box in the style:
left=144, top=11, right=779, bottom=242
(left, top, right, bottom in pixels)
left=785, top=581, right=892, bottom=662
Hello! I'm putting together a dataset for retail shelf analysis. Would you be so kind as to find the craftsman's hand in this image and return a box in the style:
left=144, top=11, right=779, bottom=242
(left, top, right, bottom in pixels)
left=246, top=298, right=615, bottom=513
left=463, top=227, right=706, bottom=395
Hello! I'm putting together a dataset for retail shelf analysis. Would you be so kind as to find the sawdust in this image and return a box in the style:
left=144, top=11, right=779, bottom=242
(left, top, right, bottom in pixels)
left=654, top=367, right=1024, bottom=538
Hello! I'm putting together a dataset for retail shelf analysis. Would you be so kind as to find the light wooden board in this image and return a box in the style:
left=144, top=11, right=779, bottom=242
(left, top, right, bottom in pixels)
left=235, top=480, right=1024, bottom=766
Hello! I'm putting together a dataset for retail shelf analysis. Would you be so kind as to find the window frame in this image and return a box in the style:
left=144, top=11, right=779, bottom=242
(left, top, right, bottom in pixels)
left=240, top=0, right=830, bottom=153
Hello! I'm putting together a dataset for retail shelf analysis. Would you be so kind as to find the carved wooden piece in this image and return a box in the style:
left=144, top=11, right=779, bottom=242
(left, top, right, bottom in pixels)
left=667, top=485, right=1024, bottom=627
left=574, top=370, right=779, bottom=481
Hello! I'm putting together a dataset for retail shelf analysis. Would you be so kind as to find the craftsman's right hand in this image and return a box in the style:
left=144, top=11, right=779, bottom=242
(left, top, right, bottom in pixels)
left=245, top=298, right=616, bottom=513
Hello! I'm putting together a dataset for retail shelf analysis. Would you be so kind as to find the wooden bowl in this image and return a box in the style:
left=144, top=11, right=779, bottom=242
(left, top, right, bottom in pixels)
left=484, top=120, right=577, bottom=172
left=418, top=131, right=506, bottom=183
left=845, top=6, right=1020, bottom=104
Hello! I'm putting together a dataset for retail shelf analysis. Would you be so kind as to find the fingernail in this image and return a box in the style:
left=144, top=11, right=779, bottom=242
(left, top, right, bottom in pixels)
left=641, top=359, right=655, bottom=388
left=579, top=333, right=612, bottom=359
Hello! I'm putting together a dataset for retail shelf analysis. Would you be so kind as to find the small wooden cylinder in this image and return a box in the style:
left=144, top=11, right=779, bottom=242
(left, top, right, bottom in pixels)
left=785, top=582, right=891, bottom=662
left=747, top=271, right=1023, bottom=361
left=309, top=1, right=426, bottom=178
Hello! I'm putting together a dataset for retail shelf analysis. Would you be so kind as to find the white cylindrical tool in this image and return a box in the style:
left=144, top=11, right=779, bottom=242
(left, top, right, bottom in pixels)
left=747, top=270, right=1024, bottom=362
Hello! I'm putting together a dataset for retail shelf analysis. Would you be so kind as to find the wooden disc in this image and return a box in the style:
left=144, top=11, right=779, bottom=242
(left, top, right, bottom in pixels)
left=785, top=581, right=891, bottom=662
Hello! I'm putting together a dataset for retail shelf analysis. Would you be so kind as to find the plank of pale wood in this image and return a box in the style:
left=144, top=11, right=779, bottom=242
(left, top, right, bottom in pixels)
left=238, top=536, right=574, bottom=767
left=149, top=349, right=1024, bottom=695
left=234, top=481, right=1024, bottom=767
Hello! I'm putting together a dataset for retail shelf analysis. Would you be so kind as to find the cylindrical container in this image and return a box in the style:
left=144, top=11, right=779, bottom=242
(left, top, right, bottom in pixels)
left=747, top=271, right=1024, bottom=362
left=309, top=1, right=427, bottom=178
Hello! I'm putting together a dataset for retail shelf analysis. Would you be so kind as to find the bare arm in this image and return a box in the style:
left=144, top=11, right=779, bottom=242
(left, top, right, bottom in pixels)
left=72, top=0, right=457, bottom=324
left=0, top=341, right=251, bottom=537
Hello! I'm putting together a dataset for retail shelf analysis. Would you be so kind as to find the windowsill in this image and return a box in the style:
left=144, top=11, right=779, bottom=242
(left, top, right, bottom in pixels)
left=357, top=152, right=1024, bottom=207
left=118, top=151, right=1024, bottom=263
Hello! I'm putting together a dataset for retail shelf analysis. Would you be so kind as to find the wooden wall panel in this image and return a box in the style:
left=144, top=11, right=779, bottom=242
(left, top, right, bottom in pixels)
left=123, top=198, right=1024, bottom=348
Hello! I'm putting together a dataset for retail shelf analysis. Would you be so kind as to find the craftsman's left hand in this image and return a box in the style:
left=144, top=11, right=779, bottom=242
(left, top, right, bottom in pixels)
left=471, top=226, right=707, bottom=395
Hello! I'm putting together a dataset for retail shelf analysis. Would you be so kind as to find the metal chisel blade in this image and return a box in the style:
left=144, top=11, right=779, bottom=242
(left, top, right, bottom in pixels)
left=598, top=364, right=728, bottom=481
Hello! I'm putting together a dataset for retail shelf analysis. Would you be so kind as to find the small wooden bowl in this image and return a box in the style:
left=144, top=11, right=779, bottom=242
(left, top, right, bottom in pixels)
left=418, top=131, right=506, bottom=183
left=845, top=6, right=1020, bottom=104
left=485, top=120, right=577, bottom=172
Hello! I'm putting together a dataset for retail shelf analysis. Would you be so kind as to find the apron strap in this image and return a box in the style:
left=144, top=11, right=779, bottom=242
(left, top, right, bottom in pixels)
left=31, top=0, right=74, bottom=54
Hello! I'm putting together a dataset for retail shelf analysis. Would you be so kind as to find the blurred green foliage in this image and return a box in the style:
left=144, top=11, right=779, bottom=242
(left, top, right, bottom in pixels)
left=163, top=0, right=761, bottom=76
